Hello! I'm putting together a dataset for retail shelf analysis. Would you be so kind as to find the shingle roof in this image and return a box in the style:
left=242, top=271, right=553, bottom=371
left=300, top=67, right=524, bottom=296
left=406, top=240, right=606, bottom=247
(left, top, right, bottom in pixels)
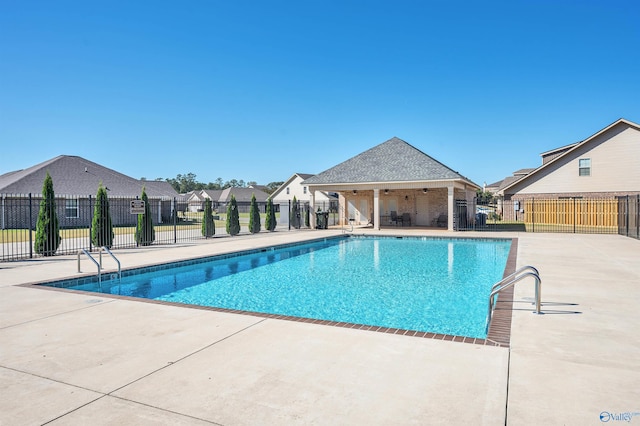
left=0, top=155, right=178, bottom=198
left=219, top=187, right=269, bottom=203
left=303, top=137, right=474, bottom=185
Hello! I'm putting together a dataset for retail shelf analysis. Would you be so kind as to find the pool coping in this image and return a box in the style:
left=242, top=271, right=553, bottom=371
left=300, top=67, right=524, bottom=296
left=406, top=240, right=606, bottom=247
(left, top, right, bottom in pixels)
left=22, top=235, right=518, bottom=348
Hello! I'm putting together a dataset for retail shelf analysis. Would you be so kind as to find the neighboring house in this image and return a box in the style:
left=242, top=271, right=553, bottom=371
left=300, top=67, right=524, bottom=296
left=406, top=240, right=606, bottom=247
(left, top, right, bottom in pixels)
left=185, top=187, right=270, bottom=214
left=185, top=190, right=223, bottom=212
left=0, top=155, right=179, bottom=229
left=303, top=137, right=480, bottom=230
left=485, top=168, right=536, bottom=194
left=270, top=173, right=338, bottom=227
left=500, top=118, right=640, bottom=200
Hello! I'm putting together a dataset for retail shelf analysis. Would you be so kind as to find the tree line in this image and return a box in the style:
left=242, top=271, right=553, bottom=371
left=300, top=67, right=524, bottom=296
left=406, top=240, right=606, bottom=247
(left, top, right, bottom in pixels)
left=161, top=173, right=283, bottom=194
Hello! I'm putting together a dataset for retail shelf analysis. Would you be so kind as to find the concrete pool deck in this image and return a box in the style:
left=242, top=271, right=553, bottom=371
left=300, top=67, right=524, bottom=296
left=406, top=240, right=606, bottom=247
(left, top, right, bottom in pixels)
left=1, top=230, right=639, bottom=425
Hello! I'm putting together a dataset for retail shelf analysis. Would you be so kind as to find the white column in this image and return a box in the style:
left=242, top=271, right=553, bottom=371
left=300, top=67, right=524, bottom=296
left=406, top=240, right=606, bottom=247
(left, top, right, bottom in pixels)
left=309, top=191, right=316, bottom=229
left=448, top=186, right=454, bottom=231
left=373, top=189, right=380, bottom=230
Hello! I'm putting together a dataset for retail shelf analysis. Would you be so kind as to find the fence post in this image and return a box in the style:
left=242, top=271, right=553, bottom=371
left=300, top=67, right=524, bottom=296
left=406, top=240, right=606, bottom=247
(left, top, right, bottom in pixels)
left=28, top=193, right=34, bottom=258
left=625, top=196, right=630, bottom=237
left=636, top=195, right=639, bottom=239
left=88, top=194, right=93, bottom=252
left=573, top=197, right=578, bottom=234
left=532, top=198, right=535, bottom=233
left=288, top=200, right=291, bottom=231
left=173, top=197, right=177, bottom=243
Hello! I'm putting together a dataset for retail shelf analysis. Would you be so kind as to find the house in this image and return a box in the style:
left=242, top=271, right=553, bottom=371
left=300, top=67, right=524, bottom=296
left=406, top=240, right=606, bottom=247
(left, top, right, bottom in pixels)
left=485, top=168, right=536, bottom=194
left=185, top=190, right=223, bottom=212
left=303, top=137, right=480, bottom=230
left=270, top=173, right=338, bottom=224
left=0, top=155, right=179, bottom=229
left=500, top=118, right=640, bottom=200
left=185, top=187, right=270, bottom=214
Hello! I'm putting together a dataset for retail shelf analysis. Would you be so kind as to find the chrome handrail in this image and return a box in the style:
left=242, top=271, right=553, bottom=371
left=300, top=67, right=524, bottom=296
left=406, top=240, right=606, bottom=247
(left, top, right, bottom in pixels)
left=99, top=246, right=121, bottom=282
left=78, top=249, right=102, bottom=284
left=486, top=266, right=542, bottom=331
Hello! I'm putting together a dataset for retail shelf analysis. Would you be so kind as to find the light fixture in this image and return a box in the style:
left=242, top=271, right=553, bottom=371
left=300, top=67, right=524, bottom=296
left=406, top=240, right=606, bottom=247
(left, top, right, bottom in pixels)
left=423, top=188, right=428, bottom=193
left=405, top=195, right=409, bottom=200
left=353, top=190, right=357, bottom=195
left=384, top=189, right=389, bottom=194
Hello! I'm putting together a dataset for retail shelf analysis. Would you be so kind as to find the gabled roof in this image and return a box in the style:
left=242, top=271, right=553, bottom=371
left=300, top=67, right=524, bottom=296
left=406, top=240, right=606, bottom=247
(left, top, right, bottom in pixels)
left=0, top=155, right=178, bottom=198
left=269, top=173, right=316, bottom=200
left=219, top=187, right=269, bottom=203
left=501, top=118, right=640, bottom=194
left=303, top=137, right=476, bottom=186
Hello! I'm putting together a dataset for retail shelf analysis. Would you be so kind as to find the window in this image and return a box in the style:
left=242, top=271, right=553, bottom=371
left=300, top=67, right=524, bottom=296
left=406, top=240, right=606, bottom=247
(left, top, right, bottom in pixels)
left=65, top=198, right=79, bottom=218
left=579, top=158, right=591, bottom=176
left=303, top=186, right=307, bottom=194
left=286, top=187, right=290, bottom=195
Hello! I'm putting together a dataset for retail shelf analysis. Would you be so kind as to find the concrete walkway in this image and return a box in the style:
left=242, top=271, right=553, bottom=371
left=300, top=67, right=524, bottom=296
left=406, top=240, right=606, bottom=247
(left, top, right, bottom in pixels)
left=1, top=230, right=638, bottom=425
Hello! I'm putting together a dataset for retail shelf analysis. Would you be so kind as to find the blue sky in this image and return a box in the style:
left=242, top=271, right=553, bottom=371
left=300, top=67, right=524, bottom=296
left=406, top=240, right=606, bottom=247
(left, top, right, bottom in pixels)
left=1, top=1, right=638, bottom=187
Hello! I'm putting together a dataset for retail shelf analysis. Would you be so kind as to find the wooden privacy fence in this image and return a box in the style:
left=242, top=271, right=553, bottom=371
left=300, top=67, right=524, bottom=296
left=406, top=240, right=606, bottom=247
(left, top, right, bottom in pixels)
left=524, top=198, right=618, bottom=229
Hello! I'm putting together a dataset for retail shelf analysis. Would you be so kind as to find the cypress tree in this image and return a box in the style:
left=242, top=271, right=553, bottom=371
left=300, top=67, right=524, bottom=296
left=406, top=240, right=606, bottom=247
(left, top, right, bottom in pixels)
left=135, top=188, right=155, bottom=246
left=304, top=204, right=310, bottom=228
left=248, top=193, right=261, bottom=234
left=91, top=183, right=114, bottom=248
left=290, top=196, right=300, bottom=229
left=226, top=195, right=240, bottom=236
left=34, top=172, right=61, bottom=256
left=265, top=198, right=276, bottom=231
left=202, top=198, right=215, bottom=238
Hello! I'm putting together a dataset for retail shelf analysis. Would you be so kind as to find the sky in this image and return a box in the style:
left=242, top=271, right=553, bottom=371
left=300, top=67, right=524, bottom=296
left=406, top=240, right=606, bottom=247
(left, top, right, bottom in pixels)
left=1, top=1, right=639, bottom=188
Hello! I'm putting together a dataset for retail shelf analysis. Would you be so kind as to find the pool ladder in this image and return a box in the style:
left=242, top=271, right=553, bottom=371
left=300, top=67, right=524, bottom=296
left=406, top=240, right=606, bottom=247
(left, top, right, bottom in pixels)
left=77, top=247, right=121, bottom=284
left=486, top=265, right=542, bottom=331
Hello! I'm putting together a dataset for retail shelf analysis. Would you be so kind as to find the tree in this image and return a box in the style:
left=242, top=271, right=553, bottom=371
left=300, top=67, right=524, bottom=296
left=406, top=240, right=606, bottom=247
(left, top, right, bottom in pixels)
left=290, top=196, right=301, bottom=229
left=265, top=198, right=276, bottom=231
left=226, top=195, right=241, bottom=236
left=202, top=198, right=215, bottom=238
left=135, top=187, right=155, bottom=246
left=34, top=172, right=61, bottom=256
left=304, top=204, right=310, bottom=228
left=91, top=183, right=114, bottom=248
left=248, top=193, right=261, bottom=234
left=265, top=181, right=284, bottom=195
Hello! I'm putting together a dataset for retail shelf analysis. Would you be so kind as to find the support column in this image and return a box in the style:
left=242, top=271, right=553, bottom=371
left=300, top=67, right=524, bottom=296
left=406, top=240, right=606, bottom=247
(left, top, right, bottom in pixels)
left=448, top=186, right=454, bottom=231
left=373, top=189, right=380, bottom=230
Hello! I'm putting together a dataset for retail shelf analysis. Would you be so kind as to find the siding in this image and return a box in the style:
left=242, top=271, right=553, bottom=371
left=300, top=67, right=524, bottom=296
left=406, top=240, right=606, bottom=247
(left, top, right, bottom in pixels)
left=508, top=125, right=640, bottom=195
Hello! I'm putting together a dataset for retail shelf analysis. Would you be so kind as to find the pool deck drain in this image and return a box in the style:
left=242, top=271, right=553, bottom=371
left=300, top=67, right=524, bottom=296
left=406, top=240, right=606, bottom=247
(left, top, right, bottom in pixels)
left=1, top=229, right=639, bottom=425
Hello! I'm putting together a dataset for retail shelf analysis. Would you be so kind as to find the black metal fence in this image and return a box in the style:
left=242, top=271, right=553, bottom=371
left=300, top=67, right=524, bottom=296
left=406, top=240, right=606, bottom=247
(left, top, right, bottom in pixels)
left=0, top=193, right=287, bottom=261
left=618, top=195, right=640, bottom=239
left=455, top=197, right=638, bottom=237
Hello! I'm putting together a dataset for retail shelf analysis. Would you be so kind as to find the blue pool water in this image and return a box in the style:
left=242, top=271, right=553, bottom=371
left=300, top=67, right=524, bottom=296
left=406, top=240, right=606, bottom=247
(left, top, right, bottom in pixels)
left=45, top=236, right=511, bottom=338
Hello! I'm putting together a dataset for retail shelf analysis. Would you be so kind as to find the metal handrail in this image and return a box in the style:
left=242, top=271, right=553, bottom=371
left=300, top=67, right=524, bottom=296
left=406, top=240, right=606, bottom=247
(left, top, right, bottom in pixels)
left=486, top=266, right=542, bottom=331
left=78, top=249, right=102, bottom=284
left=491, top=265, right=539, bottom=292
left=99, top=246, right=121, bottom=282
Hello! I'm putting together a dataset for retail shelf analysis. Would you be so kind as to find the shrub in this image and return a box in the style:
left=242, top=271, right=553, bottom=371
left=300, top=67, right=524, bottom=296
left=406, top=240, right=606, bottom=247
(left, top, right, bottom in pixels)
left=202, top=198, right=215, bottom=238
left=91, top=183, right=114, bottom=248
left=135, top=188, right=155, bottom=246
left=265, top=198, right=276, bottom=231
left=226, top=195, right=240, bottom=236
left=248, top=193, right=261, bottom=234
left=34, top=172, right=61, bottom=256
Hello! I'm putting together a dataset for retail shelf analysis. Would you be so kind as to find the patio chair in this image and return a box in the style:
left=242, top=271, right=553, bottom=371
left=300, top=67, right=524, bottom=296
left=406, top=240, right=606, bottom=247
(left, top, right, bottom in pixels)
left=435, top=214, right=447, bottom=227
left=401, top=212, right=411, bottom=226
left=390, top=211, right=399, bottom=226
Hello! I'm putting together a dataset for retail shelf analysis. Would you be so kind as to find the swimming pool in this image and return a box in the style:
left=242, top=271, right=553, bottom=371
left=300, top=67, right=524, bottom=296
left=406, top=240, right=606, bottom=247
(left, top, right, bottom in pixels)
left=43, top=236, right=511, bottom=339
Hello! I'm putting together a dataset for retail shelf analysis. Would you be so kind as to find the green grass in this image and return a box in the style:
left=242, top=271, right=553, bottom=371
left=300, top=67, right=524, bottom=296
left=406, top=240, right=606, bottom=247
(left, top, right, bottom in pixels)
left=0, top=212, right=282, bottom=243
